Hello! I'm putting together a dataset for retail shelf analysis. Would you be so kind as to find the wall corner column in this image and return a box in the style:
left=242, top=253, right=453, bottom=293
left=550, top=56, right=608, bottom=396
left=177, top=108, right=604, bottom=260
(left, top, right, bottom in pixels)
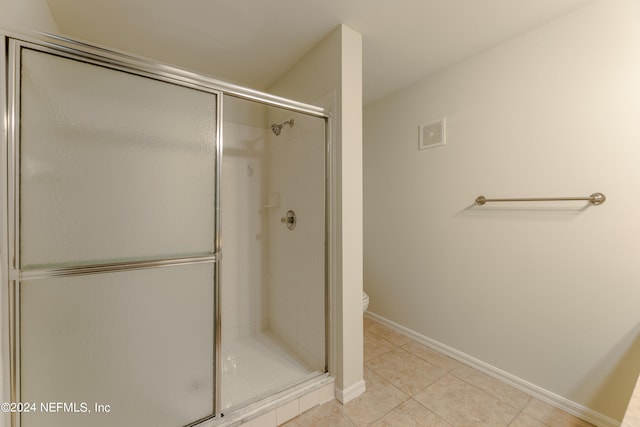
left=334, top=24, right=364, bottom=403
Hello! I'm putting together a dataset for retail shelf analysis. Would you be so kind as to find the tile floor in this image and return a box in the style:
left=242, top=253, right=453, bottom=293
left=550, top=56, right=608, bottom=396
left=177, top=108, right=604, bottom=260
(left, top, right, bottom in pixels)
left=284, top=316, right=595, bottom=427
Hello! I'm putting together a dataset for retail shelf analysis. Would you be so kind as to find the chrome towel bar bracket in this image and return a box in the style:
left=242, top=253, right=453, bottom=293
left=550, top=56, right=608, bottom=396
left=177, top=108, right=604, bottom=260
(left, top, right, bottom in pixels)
left=475, top=192, right=606, bottom=206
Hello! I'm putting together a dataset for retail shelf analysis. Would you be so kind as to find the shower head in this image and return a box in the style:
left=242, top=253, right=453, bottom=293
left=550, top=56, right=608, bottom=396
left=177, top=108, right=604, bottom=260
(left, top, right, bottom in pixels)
left=271, top=119, right=294, bottom=136
left=271, top=123, right=283, bottom=136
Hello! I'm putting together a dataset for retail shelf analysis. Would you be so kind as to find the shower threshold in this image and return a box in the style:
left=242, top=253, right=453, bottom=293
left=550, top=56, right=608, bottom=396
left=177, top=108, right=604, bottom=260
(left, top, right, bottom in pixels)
left=198, top=372, right=333, bottom=427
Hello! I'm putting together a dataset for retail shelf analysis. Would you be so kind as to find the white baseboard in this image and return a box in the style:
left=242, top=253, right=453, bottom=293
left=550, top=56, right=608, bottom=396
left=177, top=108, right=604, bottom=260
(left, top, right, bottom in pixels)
left=335, top=379, right=367, bottom=404
left=365, top=311, right=620, bottom=427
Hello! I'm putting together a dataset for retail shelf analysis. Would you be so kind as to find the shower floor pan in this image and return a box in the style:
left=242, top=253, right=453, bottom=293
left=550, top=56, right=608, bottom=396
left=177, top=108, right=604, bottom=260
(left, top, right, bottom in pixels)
left=221, top=331, right=323, bottom=412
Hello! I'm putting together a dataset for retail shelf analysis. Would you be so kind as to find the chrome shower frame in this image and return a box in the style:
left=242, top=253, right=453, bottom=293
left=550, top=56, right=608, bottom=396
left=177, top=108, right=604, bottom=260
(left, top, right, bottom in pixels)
left=0, top=29, right=332, bottom=427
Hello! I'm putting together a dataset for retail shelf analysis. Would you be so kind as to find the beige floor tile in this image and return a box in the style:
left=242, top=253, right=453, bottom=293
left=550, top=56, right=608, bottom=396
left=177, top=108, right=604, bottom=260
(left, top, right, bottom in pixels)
left=366, top=321, right=413, bottom=346
left=522, top=399, right=594, bottom=427
left=451, top=365, right=531, bottom=410
left=364, top=316, right=376, bottom=328
left=282, top=400, right=355, bottom=427
left=370, top=399, right=452, bottom=427
left=508, top=413, right=549, bottom=427
left=342, top=367, right=409, bottom=427
left=365, top=329, right=397, bottom=362
left=365, top=348, right=447, bottom=396
left=415, top=374, right=519, bottom=427
left=401, top=341, right=464, bottom=372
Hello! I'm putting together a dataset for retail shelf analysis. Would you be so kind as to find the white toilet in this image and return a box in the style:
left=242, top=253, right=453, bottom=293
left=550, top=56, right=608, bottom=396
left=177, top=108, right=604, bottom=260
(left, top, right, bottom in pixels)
left=362, top=291, right=369, bottom=313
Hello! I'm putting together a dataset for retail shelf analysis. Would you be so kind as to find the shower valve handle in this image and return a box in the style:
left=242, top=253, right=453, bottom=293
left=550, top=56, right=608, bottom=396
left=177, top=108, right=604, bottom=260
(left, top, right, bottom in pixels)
left=280, top=210, right=296, bottom=230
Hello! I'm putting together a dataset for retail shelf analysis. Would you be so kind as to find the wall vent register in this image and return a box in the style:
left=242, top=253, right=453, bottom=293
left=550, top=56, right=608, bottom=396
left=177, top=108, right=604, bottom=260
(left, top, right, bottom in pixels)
left=419, top=118, right=446, bottom=150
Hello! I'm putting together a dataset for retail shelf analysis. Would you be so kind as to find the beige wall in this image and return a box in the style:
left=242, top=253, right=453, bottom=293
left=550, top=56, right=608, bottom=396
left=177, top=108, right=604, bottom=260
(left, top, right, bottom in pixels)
left=270, top=24, right=365, bottom=402
left=364, top=0, right=640, bottom=423
left=0, top=0, right=58, bottom=33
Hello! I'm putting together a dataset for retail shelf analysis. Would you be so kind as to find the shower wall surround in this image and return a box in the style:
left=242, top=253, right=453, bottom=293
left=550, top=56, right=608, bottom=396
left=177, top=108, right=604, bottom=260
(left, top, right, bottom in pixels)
left=221, top=118, right=268, bottom=340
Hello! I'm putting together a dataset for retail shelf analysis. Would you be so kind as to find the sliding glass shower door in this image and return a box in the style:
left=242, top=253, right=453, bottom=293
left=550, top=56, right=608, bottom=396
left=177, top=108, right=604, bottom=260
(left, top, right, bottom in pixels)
left=10, top=43, right=219, bottom=427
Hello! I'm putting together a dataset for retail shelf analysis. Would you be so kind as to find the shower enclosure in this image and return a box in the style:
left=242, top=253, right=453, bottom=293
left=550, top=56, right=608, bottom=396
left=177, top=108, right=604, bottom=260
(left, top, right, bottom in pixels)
left=0, top=32, right=328, bottom=427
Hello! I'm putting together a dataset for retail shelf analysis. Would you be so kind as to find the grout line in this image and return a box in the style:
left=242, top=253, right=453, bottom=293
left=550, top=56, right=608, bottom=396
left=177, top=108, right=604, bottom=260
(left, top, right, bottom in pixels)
left=407, top=397, right=455, bottom=427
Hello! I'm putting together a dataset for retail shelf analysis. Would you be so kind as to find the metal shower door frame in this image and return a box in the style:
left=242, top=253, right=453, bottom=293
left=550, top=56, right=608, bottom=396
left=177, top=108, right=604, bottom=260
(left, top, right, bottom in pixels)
left=6, top=37, right=222, bottom=427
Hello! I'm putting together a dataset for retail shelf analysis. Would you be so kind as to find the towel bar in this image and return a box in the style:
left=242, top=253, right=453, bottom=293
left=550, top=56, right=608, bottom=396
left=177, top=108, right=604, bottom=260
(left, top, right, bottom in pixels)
left=475, top=193, right=605, bottom=206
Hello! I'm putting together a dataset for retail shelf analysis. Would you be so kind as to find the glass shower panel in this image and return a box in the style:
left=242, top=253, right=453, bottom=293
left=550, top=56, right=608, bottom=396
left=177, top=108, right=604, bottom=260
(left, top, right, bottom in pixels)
left=19, top=48, right=217, bottom=269
left=220, top=96, right=326, bottom=411
left=13, top=43, right=219, bottom=426
left=265, top=107, right=326, bottom=374
left=20, top=263, right=215, bottom=427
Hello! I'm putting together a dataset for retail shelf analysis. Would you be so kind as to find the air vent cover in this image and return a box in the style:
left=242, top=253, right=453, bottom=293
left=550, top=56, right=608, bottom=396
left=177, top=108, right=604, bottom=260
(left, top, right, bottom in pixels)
left=419, top=118, right=446, bottom=150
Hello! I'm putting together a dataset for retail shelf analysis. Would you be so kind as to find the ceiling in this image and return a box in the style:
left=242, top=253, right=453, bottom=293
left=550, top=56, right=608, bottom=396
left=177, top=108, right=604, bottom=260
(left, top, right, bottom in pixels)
left=46, top=0, right=595, bottom=105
